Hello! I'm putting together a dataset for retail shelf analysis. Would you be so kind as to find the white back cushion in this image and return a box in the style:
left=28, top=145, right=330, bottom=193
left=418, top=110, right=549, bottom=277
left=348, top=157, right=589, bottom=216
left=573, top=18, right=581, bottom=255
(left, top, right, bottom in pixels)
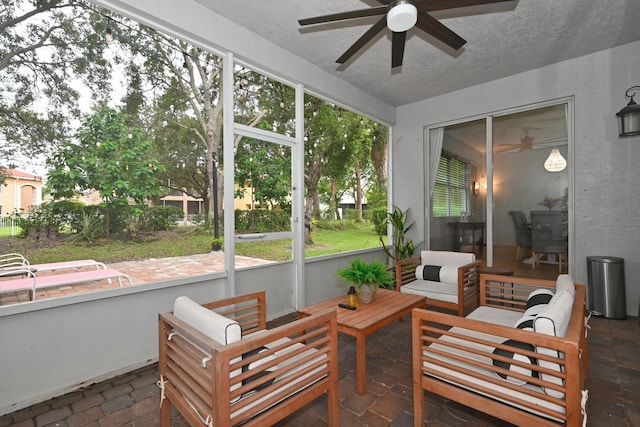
left=555, top=274, right=575, bottom=300
left=534, top=290, right=574, bottom=398
left=415, top=264, right=459, bottom=284
left=420, top=250, right=475, bottom=267
left=174, top=296, right=242, bottom=345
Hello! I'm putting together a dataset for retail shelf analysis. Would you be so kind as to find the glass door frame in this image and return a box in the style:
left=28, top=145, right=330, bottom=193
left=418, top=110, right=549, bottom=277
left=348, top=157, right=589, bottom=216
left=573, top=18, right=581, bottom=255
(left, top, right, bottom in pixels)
left=425, top=97, right=574, bottom=274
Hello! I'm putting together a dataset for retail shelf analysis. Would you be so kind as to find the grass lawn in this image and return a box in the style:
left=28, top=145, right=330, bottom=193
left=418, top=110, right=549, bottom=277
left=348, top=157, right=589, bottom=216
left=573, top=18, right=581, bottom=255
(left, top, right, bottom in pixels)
left=0, top=226, right=21, bottom=237
left=1, top=221, right=385, bottom=264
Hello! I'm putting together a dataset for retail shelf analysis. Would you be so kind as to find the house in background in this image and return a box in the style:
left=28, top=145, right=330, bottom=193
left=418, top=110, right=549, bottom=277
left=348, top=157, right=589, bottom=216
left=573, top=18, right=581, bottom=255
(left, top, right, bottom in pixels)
left=0, top=168, right=43, bottom=216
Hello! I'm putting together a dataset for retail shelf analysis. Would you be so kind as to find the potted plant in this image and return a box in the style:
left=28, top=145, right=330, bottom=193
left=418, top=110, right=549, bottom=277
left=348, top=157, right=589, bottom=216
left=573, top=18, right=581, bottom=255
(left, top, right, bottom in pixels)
left=379, top=205, right=422, bottom=262
left=211, top=237, right=223, bottom=252
left=337, top=258, right=394, bottom=303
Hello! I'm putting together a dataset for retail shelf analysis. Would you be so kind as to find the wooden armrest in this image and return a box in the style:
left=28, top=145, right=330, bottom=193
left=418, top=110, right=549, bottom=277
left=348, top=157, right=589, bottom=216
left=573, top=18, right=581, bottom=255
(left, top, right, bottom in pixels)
left=395, top=256, right=421, bottom=289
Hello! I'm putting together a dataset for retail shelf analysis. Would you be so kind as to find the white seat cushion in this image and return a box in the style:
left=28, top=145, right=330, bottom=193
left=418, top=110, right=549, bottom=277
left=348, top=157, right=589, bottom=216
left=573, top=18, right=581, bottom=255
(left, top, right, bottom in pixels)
left=401, top=279, right=458, bottom=304
left=422, top=306, right=565, bottom=421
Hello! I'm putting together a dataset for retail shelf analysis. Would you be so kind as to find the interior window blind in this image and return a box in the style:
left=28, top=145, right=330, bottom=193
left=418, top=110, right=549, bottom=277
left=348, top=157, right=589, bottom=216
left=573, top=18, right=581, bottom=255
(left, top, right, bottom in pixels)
left=432, top=153, right=470, bottom=217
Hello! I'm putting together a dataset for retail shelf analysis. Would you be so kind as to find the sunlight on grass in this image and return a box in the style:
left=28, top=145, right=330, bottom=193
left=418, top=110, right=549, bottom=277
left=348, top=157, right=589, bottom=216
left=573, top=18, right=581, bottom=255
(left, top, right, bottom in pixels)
left=5, top=221, right=385, bottom=264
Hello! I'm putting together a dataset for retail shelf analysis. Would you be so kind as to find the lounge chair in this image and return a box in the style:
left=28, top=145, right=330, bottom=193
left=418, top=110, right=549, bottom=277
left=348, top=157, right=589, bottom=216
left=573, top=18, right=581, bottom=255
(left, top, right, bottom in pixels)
left=0, top=253, right=107, bottom=273
left=0, top=268, right=132, bottom=301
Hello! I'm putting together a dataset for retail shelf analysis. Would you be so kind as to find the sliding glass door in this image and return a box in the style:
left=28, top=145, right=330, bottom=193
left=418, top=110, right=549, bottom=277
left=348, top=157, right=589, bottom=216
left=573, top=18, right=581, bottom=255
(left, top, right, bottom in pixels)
left=427, top=99, right=573, bottom=280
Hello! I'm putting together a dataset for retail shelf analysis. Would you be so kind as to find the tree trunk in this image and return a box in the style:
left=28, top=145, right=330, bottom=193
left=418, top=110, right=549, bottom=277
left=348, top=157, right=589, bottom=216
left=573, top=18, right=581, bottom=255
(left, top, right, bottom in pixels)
left=305, top=191, right=314, bottom=244
left=354, top=161, right=363, bottom=221
left=331, top=178, right=339, bottom=220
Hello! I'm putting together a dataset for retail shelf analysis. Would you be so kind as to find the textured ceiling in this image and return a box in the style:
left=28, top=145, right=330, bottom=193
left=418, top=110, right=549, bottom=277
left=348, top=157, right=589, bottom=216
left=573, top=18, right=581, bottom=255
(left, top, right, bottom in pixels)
left=196, top=0, right=640, bottom=107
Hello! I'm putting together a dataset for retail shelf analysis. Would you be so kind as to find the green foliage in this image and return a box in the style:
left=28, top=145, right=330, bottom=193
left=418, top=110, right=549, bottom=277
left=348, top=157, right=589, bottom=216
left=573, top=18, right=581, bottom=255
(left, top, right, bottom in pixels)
left=380, top=205, right=422, bottom=262
left=365, top=180, right=388, bottom=209
left=139, top=206, right=182, bottom=231
left=235, top=123, right=292, bottom=209
left=11, top=201, right=87, bottom=238
left=46, top=106, right=166, bottom=235
left=234, top=209, right=290, bottom=233
left=1, top=0, right=114, bottom=163
left=336, top=258, right=394, bottom=292
left=211, top=237, right=223, bottom=251
left=369, top=207, right=388, bottom=235
left=343, top=209, right=360, bottom=221
left=64, top=210, right=102, bottom=244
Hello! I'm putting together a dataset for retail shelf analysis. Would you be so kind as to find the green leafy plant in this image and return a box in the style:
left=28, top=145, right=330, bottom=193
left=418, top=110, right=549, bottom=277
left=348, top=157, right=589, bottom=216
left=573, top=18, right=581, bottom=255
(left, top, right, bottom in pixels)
left=379, top=205, right=422, bottom=262
left=336, top=258, right=394, bottom=292
left=211, top=237, right=223, bottom=251
left=64, top=210, right=103, bottom=244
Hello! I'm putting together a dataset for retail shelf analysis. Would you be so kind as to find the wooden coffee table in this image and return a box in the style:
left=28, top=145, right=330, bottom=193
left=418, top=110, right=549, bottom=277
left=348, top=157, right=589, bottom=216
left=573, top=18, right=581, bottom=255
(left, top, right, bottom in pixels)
left=297, top=289, right=426, bottom=395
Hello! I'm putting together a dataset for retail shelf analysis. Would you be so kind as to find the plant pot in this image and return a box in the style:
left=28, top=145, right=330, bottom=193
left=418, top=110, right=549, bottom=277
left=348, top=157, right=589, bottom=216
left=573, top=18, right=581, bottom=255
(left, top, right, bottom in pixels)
left=358, top=285, right=376, bottom=304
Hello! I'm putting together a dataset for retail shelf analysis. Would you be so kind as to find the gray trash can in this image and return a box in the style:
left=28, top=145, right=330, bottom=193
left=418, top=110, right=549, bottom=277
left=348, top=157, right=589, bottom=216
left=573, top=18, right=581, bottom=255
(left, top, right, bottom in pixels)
left=587, top=256, right=626, bottom=319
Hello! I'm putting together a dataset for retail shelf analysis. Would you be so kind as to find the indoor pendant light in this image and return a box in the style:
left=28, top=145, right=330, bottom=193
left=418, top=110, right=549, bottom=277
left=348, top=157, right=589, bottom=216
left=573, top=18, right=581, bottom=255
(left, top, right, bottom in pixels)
left=544, top=148, right=567, bottom=172
left=387, top=1, right=418, bottom=32
left=616, top=86, right=640, bottom=137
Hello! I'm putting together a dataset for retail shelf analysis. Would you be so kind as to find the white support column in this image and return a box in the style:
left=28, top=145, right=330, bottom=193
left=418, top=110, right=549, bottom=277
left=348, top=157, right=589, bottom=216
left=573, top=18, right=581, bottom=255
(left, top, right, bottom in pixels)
left=293, top=83, right=305, bottom=309
left=223, top=52, right=236, bottom=297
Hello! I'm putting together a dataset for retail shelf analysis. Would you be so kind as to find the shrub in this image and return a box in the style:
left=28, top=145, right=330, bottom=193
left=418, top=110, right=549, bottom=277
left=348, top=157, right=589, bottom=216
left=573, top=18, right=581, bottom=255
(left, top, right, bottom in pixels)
left=235, top=209, right=290, bottom=233
left=369, top=207, right=388, bottom=235
left=139, top=206, right=183, bottom=231
left=343, top=208, right=360, bottom=221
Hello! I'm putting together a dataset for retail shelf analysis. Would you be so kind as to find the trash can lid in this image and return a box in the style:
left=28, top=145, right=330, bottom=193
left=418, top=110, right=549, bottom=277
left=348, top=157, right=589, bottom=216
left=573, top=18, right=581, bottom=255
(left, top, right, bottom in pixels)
left=586, top=256, right=624, bottom=263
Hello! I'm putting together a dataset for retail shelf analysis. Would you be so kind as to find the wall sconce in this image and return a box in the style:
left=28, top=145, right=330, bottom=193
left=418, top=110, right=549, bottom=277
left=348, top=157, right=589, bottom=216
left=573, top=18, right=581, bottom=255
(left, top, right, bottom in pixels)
left=616, top=86, right=640, bottom=137
left=472, top=180, right=480, bottom=196
left=544, top=148, right=567, bottom=172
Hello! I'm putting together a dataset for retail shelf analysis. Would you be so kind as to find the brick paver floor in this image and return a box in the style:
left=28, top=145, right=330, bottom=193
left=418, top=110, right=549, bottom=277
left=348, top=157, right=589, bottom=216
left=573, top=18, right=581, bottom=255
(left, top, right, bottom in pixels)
left=0, top=314, right=638, bottom=426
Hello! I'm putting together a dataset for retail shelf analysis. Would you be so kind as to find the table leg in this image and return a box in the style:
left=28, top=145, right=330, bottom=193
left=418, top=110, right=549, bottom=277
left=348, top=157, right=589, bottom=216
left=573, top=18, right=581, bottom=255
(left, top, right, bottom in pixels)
left=356, top=333, right=367, bottom=395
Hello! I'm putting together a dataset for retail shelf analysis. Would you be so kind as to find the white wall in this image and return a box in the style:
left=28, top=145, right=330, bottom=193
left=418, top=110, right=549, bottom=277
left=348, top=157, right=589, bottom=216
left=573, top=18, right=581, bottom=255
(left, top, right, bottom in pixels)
left=493, top=146, right=569, bottom=245
left=394, top=40, right=640, bottom=316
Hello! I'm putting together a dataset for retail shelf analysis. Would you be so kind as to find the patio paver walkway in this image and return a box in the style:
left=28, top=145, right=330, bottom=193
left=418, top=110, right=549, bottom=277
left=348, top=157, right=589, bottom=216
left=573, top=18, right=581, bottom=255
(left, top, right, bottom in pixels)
left=0, top=252, right=272, bottom=306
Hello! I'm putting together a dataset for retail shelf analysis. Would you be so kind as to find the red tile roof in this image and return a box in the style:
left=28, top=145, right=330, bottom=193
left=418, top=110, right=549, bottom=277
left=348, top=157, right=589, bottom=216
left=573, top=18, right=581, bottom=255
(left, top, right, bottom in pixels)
left=3, top=168, right=42, bottom=181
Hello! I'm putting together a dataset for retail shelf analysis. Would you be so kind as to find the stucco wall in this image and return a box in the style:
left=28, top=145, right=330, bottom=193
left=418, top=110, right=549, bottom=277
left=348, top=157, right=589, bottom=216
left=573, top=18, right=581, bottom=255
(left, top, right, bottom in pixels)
left=393, top=40, right=640, bottom=316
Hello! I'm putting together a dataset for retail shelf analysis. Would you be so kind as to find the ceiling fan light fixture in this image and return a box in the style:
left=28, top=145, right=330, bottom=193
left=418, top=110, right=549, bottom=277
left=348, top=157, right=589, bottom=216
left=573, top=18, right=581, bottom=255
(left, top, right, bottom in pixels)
left=387, top=1, right=417, bottom=33
left=544, top=148, right=567, bottom=172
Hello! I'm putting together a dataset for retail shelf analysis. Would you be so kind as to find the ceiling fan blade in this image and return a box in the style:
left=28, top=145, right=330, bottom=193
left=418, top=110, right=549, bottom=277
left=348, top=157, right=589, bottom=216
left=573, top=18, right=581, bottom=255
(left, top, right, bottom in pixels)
left=391, top=31, right=407, bottom=68
left=418, top=0, right=513, bottom=13
left=337, top=17, right=387, bottom=64
left=494, top=144, right=524, bottom=153
left=416, top=13, right=466, bottom=50
left=299, top=6, right=387, bottom=26
left=533, top=137, right=569, bottom=145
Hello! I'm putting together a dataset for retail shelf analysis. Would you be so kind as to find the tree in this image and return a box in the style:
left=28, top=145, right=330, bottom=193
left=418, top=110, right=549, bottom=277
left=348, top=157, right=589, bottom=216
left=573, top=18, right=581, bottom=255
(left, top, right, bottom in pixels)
left=1, top=0, right=113, bottom=164
left=46, top=106, right=165, bottom=235
left=234, top=124, right=292, bottom=210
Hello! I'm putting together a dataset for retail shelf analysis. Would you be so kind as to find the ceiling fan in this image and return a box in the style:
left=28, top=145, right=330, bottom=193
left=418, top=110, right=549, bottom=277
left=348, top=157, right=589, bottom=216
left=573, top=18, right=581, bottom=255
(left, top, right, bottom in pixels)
left=298, top=0, right=513, bottom=69
left=494, top=129, right=567, bottom=153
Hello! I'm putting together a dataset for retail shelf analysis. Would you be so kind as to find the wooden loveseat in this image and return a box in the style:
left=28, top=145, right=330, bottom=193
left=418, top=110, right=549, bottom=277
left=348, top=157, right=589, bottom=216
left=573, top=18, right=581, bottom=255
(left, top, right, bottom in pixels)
left=396, top=250, right=482, bottom=316
left=412, top=274, right=589, bottom=427
left=158, top=291, right=339, bottom=426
